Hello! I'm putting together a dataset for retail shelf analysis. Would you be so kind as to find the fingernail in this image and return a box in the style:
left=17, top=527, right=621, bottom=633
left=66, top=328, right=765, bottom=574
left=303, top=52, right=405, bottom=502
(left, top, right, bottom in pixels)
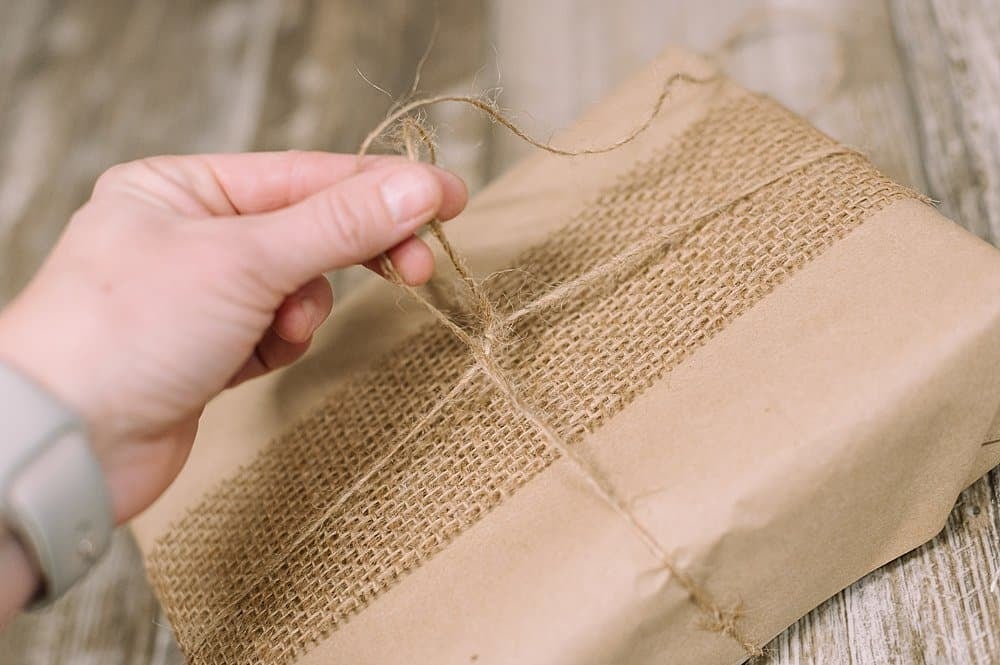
left=380, top=168, right=437, bottom=227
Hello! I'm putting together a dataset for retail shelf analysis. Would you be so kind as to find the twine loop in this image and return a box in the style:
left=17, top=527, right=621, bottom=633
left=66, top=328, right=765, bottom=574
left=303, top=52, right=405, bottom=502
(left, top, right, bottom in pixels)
left=367, top=74, right=766, bottom=658
left=167, top=64, right=899, bottom=662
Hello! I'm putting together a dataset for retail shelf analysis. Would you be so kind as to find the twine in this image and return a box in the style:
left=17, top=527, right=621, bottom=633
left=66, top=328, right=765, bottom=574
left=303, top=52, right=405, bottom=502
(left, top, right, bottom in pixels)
left=359, top=74, right=820, bottom=659
left=195, top=70, right=871, bottom=662
left=181, top=71, right=868, bottom=661
left=370, top=137, right=856, bottom=658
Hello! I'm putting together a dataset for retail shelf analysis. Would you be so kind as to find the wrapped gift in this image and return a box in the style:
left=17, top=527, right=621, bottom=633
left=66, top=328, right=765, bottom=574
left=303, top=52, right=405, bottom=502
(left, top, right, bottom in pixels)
left=132, top=47, right=1000, bottom=665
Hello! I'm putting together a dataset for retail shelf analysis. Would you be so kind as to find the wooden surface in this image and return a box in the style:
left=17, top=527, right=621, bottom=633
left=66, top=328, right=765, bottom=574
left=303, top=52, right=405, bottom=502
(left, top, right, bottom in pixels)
left=0, top=1, right=998, bottom=663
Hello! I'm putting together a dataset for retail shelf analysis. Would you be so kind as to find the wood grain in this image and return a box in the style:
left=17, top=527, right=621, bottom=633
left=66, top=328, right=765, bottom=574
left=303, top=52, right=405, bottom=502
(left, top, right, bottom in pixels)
left=0, top=531, right=183, bottom=665
left=0, top=0, right=997, bottom=663
left=0, top=0, right=283, bottom=301
left=890, top=0, right=1000, bottom=244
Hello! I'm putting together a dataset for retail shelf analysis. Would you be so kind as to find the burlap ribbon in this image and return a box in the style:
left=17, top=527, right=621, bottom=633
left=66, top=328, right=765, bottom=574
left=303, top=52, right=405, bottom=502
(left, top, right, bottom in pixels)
left=147, top=73, right=918, bottom=664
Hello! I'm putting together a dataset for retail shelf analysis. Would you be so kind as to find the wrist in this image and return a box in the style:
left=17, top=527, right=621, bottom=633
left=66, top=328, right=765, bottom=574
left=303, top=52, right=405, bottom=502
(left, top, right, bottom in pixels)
left=0, top=285, right=178, bottom=526
left=0, top=344, right=115, bottom=608
left=0, top=295, right=103, bottom=430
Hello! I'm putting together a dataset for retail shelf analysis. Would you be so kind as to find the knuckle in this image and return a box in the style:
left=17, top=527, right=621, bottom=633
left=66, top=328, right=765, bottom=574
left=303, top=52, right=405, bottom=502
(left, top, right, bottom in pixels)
left=91, top=157, right=170, bottom=198
left=282, top=149, right=310, bottom=204
left=92, top=162, right=134, bottom=196
left=93, top=155, right=196, bottom=200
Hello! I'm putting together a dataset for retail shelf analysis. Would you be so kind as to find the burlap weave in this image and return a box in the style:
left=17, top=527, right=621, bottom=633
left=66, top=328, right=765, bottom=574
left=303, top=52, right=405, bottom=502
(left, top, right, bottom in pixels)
left=146, top=92, right=916, bottom=664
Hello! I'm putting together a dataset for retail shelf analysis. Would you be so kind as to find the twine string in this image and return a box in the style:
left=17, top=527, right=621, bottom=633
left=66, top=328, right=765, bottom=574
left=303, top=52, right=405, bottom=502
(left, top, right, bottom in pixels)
left=371, top=141, right=854, bottom=657
left=368, top=76, right=774, bottom=656
left=181, top=72, right=867, bottom=660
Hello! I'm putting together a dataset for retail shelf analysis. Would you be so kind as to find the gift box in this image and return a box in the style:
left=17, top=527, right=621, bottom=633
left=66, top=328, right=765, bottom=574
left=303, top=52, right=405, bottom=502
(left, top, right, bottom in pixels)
left=132, top=47, right=1000, bottom=665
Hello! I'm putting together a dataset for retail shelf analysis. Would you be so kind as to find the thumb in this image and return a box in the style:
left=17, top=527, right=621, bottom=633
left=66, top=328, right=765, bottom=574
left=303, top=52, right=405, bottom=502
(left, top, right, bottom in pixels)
left=242, top=163, right=445, bottom=290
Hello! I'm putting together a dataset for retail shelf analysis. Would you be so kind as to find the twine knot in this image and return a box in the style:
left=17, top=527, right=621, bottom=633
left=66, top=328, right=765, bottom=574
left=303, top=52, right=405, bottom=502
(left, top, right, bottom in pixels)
left=366, top=74, right=764, bottom=659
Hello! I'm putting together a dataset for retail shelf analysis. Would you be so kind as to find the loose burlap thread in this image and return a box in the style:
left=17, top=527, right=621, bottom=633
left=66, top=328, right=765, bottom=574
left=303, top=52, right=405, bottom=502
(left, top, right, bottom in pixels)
left=147, top=75, right=919, bottom=665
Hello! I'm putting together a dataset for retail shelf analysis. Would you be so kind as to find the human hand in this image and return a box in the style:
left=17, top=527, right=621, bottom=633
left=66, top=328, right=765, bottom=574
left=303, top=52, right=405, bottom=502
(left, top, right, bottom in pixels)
left=0, top=151, right=467, bottom=524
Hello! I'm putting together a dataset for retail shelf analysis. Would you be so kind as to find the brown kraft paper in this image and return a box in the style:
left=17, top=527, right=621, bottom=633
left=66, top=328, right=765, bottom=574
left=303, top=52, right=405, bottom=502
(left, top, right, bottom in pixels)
left=131, top=47, right=1000, bottom=665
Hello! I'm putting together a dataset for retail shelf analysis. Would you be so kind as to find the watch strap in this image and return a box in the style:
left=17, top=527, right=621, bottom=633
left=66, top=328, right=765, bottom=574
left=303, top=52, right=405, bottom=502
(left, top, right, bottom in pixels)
left=0, top=362, right=112, bottom=607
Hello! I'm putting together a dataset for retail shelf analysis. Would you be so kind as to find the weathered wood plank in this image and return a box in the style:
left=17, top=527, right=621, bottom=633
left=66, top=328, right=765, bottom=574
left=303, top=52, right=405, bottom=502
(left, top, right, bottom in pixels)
left=890, top=0, right=1000, bottom=243
left=1, top=0, right=998, bottom=663
left=486, top=0, right=928, bottom=184
left=0, top=0, right=286, bottom=301
left=0, top=530, right=183, bottom=665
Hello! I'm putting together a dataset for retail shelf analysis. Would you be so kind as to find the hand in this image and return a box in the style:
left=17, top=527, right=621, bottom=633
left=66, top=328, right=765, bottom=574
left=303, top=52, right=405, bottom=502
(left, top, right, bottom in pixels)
left=0, top=151, right=467, bottom=524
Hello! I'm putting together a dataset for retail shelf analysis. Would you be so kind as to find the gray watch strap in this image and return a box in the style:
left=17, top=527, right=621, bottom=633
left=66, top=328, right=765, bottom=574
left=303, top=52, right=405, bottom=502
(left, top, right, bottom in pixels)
left=0, top=362, right=113, bottom=607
